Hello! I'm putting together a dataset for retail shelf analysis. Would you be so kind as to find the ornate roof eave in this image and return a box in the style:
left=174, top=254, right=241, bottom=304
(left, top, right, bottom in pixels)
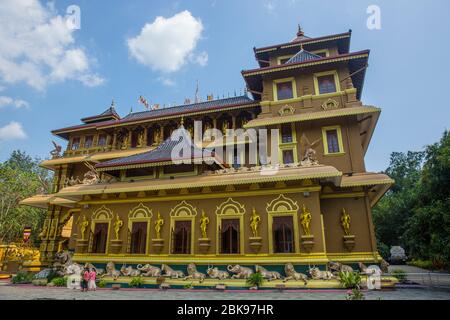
left=243, top=50, right=369, bottom=77
left=243, top=106, right=381, bottom=128
left=20, top=194, right=78, bottom=209
left=254, top=31, right=352, bottom=55
left=55, top=165, right=342, bottom=198
left=96, top=156, right=225, bottom=172
left=96, top=102, right=260, bottom=130
left=51, top=102, right=260, bottom=138
left=39, top=147, right=154, bottom=170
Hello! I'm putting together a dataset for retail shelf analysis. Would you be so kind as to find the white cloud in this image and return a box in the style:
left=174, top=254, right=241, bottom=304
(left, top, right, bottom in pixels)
left=192, top=51, right=208, bottom=66
left=158, top=77, right=176, bottom=87
left=263, top=1, right=276, bottom=12
left=0, top=0, right=104, bottom=90
left=127, top=10, right=206, bottom=73
left=0, top=96, right=29, bottom=109
left=0, top=121, right=27, bottom=140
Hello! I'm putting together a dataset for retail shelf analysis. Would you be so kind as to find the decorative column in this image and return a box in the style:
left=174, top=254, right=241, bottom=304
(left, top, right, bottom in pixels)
left=112, top=131, right=118, bottom=150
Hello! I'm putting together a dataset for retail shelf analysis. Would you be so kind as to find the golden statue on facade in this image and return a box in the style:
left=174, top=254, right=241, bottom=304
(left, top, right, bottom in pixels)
left=222, top=120, right=229, bottom=136
left=341, top=208, right=351, bottom=235
left=113, top=214, right=123, bottom=240
left=79, top=215, right=89, bottom=240
left=249, top=208, right=261, bottom=237
left=199, top=210, right=210, bottom=238
left=154, top=212, right=164, bottom=239
left=137, top=131, right=145, bottom=147
left=121, top=134, right=129, bottom=150
left=299, top=204, right=312, bottom=235
left=153, top=128, right=161, bottom=145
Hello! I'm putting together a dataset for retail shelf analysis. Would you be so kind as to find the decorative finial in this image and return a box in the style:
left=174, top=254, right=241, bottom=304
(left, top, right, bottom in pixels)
left=129, top=106, right=133, bottom=114
left=297, top=23, right=304, bottom=37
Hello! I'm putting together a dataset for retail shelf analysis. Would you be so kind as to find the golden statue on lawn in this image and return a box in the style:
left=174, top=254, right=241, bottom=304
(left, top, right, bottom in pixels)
left=299, top=204, right=312, bottom=236
left=113, top=214, right=123, bottom=240
left=154, top=212, right=164, bottom=239
left=199, top=210, right=210, bottom=238
left=341, top=208, right=351, bottom=235
left=249, top=208, right=261, bottom=237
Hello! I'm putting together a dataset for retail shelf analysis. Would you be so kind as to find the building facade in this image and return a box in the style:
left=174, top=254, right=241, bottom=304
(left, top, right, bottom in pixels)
left=22, top=27, right=393, bottom=272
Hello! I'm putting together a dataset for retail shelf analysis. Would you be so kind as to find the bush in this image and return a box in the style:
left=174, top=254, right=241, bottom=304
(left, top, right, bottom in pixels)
left=346, top=288, right=365, bottom=300
left=51, top=276, right=67, bottom=287
left=97, top=279, right=107, bottom=288
left=246, top=272, right=264, bottom=288
left=407, top=259, right=434, bottom=270
left=129, top=276, right=144, bottom=288
left=183, top=282, right=193, bottom=289
left=12, top=271, right=34, bottom=284
left=338, top=271, right=361, bottom=289
left=391, top=269, right=407, bottom=283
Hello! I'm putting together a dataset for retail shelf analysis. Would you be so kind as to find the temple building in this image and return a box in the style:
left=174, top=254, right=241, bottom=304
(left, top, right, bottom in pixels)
left=22, top=26, right=393, bottom=275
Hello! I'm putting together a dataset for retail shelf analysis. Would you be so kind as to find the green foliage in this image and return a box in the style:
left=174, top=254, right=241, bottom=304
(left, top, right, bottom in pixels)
left=0, top=150, right=52, bottom=245
left=97, top=279, right=107, bottom=288
left=407, top=259, right=434, bottom=270
left=246, top=272, right=264, bottom=287
left=183, top=282, right=193, bottom=289
left=373, top=131, right=450, bottom=268
left=51, top=276, right=67, bottom=287
left=391, top=269, right=407, bottom=283
left=129, top=276, right=144, bottom=288
left=338, top=271, right=361, bottom=289
left=346, top=288, right=365, bottom=300
left=12, top=271, right=34, bottom=284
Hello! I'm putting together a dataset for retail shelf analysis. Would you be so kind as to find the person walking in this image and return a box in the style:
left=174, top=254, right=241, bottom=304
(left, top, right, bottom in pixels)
left=81, top=267, right=89, bottom=292
left=88, top=267, right=97, bottom=291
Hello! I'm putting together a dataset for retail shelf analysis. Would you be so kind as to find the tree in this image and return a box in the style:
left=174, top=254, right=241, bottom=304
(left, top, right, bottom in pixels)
left=0, top=150, right=52, bottom=245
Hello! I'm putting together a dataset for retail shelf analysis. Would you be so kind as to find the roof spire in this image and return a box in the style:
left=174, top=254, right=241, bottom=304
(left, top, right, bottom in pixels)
left=297, top=23, right=304, bottom=37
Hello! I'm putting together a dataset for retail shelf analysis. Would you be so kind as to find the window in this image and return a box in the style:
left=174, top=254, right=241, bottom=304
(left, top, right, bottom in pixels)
left=311, top=49, right=329, bottom=58
left=322, top=126, right=344, bottom=155
left=273, top=216, right=294, bottom=253
left=220, top=219, right=240, bottom=254
left=276, top=81, right=294, bottom=100
left=282, top=149, right=295, bottom=164
left=84, top=136, right=93, bottom=149
left=130, top=222, right=147, bottom=254
left=326, top=130, right=340, bottom=153
left=98, top=134, right=107, bottom=147
left=317, top=74, right=337, bottom=94
left=172, top=221, right=191, bottom=254
left=71, top=137, right=80, bottom=150
left=92, top=223, right=108, bottom=253
left=281, top=124, right=293, bottom=143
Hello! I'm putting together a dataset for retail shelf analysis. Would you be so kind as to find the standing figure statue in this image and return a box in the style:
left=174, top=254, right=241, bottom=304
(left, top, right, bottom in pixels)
left=249, top=208, right=261, bottom=237
left=199, top=210, right=210, bottom=238
left=137, top=131, right=145, bottom=147
left=154, top=212, right=164, bottom=239
left=79, top=215, right=89, bottom=240
left=113, top=214, right=123, bottom=240
left=153, top=128, right=161, bottom=145
left=341, top=208, right=351, bottom=235
left=299, top=204, right=312, bottom=235
left=222, top=120, right=229, bottom=136
left=121, top=134, right=129, bottom=150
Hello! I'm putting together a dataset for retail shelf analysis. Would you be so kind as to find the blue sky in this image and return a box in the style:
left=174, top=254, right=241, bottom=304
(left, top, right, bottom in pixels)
left=0, top=0, right=449, bottom=172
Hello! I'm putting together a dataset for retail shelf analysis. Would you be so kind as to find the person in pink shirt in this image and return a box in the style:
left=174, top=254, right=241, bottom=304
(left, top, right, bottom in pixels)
left=88, top=267, right=97, bottom=291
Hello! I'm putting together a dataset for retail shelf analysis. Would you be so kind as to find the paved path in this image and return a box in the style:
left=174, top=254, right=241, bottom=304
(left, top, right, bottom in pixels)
left=1, top=283, right=450, bottom=300
left=388, top=265, right=450, bottom=287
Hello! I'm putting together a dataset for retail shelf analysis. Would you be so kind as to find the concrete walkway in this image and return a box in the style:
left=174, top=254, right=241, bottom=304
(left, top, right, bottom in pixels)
left=388, top=265, right=450, bottom=287
left=1, top=282, right=450, bottom=300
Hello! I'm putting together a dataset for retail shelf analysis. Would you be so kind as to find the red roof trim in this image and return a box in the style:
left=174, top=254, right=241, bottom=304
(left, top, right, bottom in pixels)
left=254, top=31, right=351, bottom=54
left=242, top=50, right=369, bottom=76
